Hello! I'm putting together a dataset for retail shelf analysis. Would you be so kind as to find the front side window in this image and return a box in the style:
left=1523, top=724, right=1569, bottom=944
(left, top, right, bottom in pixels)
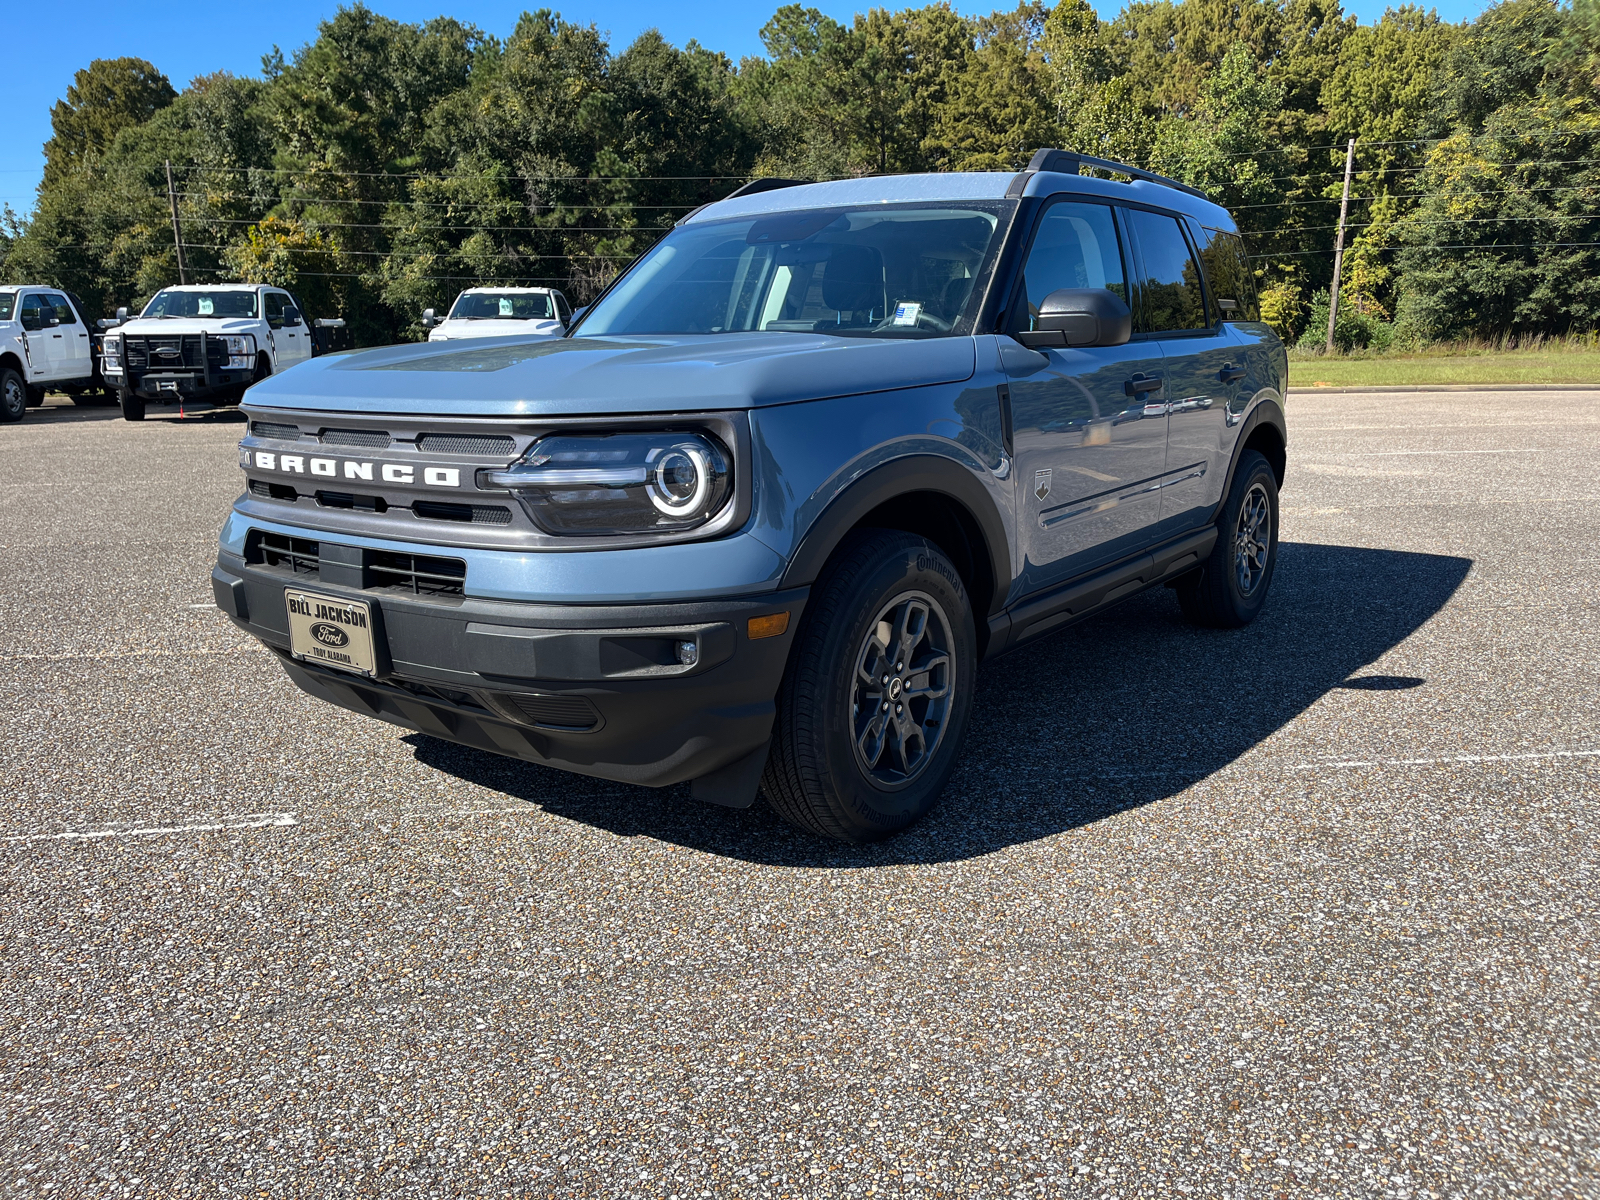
left=20, top=294, right=47, bottom=331
left=1125, top=209, right=1211, bottom=334
left=44, top=294, right=76, bottom=325
left=1012, top=201, right=1127, bottom=331
left=264, top=292, right=286, bottom=328
left=450, top=292, right=557, bottom=320
left=143, top=290, right=259, bottom=319
left=579, top=203, right=1009, bottom=338
left=1191, top=225, right=1259, bottom=322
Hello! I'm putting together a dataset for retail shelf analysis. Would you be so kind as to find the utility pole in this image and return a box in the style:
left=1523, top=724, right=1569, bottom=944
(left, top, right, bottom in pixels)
left=165, top=159, right=188, bottom=285
left=1326, top=137, right=1355, bottom=354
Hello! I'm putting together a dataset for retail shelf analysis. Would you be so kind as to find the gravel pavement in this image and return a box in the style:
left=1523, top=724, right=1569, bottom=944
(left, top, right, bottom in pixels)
left=1, top=389, right=1596, bottom=1198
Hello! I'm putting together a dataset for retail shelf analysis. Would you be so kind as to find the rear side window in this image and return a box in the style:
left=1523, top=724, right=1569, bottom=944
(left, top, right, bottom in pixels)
left=1013, top=201, right=1127, bottom=331
left=1125, top=209, right=1210, bottom=334
left=1191, top=225, right=1259, bottom=321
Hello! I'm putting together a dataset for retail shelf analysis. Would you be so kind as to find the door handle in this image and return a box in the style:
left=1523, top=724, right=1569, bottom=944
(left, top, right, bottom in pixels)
left=1124, top=373, right=1163, bottom=397
left=1219, top=362, right=1246, bottom=383
left=52, top=333, right=63, bottom=339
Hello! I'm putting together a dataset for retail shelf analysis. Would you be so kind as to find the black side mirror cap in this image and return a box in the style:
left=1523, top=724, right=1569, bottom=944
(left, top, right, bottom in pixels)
left=1013, top=288, right=1132, bottom=350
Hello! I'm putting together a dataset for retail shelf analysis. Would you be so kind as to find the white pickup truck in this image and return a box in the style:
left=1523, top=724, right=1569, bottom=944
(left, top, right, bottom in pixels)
left=421, top=286, right=572, bottom=341
left=100, top=283, right=343, bottom=421
left=0, top=286, right=103, bottom=422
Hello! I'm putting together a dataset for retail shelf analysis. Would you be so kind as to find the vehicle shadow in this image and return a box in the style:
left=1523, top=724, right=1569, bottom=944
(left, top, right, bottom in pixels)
left=25, top=398, right=246, bottom=425
left=409, top=542, right=1472, bottom=867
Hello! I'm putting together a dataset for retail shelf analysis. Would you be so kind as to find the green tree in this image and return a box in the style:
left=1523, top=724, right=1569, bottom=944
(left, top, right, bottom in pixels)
left=42, top=58, right=176, bottom=188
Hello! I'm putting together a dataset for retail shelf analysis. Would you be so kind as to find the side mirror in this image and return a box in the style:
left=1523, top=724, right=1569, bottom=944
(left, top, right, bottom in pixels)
left=117, top=306, right=129, bottom=321
left=421, top=308, right=438, bottom=329
left=570, top=306, right=588, bottom=326
left=1013, top=288, right=1132, bottom=350
left=45, top=315, right=61, bottom=328
left=283, top=306, right=302, bottom=326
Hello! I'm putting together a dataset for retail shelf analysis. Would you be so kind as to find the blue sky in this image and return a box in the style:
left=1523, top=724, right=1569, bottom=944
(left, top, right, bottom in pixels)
left=3, top=0, right=1492, bottom=219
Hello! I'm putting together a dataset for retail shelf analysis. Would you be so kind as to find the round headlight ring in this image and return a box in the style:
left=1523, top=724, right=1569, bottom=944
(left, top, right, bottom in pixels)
left=647, top=442, right=712, bottom=516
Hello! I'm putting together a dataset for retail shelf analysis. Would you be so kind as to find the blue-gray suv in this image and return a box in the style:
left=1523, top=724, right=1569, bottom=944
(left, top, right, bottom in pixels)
left=213, top=149, right=1288, bottom=842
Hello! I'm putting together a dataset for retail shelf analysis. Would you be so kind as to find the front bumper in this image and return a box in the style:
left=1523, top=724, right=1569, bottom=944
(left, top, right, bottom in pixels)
left=213, top=548, right=806, bottom=788
left=110, top=368, right=252, bottom=400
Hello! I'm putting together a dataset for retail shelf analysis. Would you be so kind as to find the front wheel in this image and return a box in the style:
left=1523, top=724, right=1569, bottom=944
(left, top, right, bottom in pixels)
left=119, top=389, right=145, bottom=422
left=0, top=368, right=26, bottom=422
left=1176, top=448, right=1280, bottom=628
left=763, top=530, right=977, bottom=842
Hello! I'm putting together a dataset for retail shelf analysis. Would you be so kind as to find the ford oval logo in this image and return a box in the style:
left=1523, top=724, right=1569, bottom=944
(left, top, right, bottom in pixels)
left=310, top=622, right=349, bottom=648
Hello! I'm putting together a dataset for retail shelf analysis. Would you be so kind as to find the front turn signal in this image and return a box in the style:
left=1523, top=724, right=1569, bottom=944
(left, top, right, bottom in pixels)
left=747, top=612, right=791, bottom=640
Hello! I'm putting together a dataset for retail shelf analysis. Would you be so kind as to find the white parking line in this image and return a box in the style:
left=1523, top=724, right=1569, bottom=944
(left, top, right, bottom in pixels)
left=2, top=812, right=298, bottom=844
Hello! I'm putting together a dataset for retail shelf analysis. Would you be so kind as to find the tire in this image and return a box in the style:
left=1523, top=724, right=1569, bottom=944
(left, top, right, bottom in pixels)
left=119, top=389, right=145, bottom=422
left=252, top=354, right=272, bottom=385
left=25, top=386, right=46, bottom=408
left=1175, top=449, right=1280, bottom=629
left=763, top=529, right=977, bottom=842
left=0, top=369, right=25, bottom=423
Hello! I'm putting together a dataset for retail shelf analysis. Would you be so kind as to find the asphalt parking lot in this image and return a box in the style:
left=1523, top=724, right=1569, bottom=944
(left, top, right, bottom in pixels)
left=2, top=387, right=1596, bottom=1198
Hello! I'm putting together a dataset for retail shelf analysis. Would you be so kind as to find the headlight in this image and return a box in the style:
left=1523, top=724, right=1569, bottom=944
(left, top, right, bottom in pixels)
left=223, top=334, right=256, bottom=370
left=484, top=432, right=733, bottom=535
left=102, top=333, right=122, bottom=363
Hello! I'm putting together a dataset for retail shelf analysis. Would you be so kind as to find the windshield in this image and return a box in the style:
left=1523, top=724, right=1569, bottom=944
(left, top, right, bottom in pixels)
left=142, top=289, right=258, bottom=319
left=449, top=292, right=555, bottom=320
left=0, top=292, right=13, bottom=322
left=578, top=203, right=1009, bottom=338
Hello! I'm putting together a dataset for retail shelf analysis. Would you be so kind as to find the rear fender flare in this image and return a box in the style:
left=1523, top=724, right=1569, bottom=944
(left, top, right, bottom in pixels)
left=778, top=453, right=1012, bottom=619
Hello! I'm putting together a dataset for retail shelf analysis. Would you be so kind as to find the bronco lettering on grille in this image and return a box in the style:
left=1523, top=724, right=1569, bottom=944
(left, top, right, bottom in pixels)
left=252, top=451, right=461, bottom=488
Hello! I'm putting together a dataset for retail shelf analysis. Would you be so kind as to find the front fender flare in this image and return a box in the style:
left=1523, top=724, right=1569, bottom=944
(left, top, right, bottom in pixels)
left=1215, top=395, right=1287, bottom=519
left=778, top=453, right=1012, bottom=618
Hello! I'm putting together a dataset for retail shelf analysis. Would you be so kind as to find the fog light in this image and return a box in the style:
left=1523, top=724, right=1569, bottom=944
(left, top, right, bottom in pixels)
left=676, top=640, right=698, bottom=666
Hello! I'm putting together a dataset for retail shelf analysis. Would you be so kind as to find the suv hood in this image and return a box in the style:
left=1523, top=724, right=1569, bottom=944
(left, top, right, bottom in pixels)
left=429, top=318, right=563, bottom=341
left=114, top=318, right=261, bottom=337
left=245, top=331, right=977, bottom=415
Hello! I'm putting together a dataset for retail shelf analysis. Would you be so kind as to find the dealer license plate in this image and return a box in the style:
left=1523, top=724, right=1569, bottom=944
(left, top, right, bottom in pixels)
left=285, top=588, right=377, bottom=676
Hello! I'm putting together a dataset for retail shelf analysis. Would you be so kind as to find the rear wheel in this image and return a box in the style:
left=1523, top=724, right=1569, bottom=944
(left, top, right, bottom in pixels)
left=118, top=388, right=145, bottom=422
left=763, top=529, right=976, bottom=842
left=1175, top=449, right=1279, bottom=628
left=0, top=369, right=26, bottom=423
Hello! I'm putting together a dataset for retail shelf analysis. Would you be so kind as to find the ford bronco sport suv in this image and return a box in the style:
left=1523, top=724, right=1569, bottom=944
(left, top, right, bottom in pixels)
left=213, top=149, right=1287, bottom=842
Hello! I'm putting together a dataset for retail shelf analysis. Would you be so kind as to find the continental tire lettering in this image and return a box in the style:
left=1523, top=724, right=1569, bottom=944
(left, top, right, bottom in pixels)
left=917, top=553, right=962, bottom=593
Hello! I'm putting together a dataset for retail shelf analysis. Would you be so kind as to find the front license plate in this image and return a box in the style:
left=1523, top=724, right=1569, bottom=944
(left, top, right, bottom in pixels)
left=285, top=588, right=377, bottom=676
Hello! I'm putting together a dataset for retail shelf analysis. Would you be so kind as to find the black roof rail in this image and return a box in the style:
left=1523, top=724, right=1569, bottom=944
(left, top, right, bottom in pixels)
left=677, top=176, right=809, bottom=225
left=1006, top=148, right=1208, bottom=201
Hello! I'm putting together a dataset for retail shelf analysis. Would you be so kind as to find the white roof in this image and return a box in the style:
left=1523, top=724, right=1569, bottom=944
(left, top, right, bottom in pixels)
left=458, top=286, right=561, bottom=294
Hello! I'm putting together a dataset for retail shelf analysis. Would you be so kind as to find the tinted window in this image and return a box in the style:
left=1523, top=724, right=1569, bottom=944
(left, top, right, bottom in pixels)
left=0, top=292, right=13, bottom=321
left=1191, top=225, right=1259, bottom=321
left=1126, top=209, right=1210, bottom=333
left=1014, top=201, right=1126, bottom=331
left=44, top=294, right=76, bottom=325
left=20, top=294, right=47, bottom=331
left=581, top=204, right=1005, bottom=338
left=264, top=292, right=286, bottom=328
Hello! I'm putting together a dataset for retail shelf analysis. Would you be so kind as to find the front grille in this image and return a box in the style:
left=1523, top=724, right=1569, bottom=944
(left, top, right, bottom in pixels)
left=255, top=531, right=319, bottom=576
left=124, top=333, right=227, bottom=372
left=251, top=421, right=301, bottom=441
left=418, top=433, right=517, bottom=457
left=321, top=428, right=391, bottom=448
left=367, top=550, right=466, bottom=596
left=316, top=490, right=388, bottom=513
left=249, top=480, right=299, bottom=501
left=502, top=692, right=601, bottom=732
left=413, top=500, right=513, bottom=525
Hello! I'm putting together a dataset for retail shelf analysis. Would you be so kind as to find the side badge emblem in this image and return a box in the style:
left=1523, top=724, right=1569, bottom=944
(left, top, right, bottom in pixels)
left=1034, top=469, right=1052, bottom=501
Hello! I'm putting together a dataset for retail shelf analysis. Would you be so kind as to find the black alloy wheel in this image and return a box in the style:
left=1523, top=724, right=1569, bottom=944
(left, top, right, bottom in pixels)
left=1175, top=448, right=1280, bottom=628
left=850, top=592, right=956, bottom=788
left=763, top=529, right=976, bottom=842
left=0, top=368, right=26, bottom=423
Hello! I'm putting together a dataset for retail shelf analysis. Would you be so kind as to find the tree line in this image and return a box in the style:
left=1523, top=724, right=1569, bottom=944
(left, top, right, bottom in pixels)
left=2, top=0, right=1597, bottom=350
